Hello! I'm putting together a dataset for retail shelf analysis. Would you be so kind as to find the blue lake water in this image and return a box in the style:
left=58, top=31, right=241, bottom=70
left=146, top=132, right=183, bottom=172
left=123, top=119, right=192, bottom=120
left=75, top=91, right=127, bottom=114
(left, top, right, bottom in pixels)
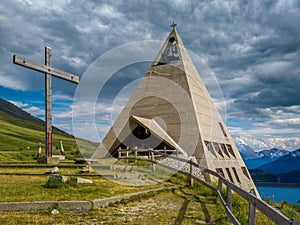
left=257, top=186, right=300, bottom=206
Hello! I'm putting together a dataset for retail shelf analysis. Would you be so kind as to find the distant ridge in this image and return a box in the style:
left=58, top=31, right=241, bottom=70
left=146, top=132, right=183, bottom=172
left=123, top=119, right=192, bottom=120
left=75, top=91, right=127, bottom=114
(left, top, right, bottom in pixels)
left=278, top=168, right=300, bottom=183
left=241, top=148, right=300, bottom=184
left=258, top=149, right=300, bottom=174
left=0, top=98, right=98, bottom=161
left=0, top=97, right=68, bottom=135
left=256, top=148, right=290, bottom=158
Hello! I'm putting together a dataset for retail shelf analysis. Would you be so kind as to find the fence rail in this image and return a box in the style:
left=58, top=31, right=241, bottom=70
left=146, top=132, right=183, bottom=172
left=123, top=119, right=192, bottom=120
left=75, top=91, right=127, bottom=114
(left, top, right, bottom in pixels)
left=117, top=148, right=300, bottom=225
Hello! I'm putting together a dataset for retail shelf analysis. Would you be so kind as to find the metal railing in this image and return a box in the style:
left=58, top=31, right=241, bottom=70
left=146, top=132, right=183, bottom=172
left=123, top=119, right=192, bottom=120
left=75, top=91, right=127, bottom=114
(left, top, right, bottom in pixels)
left=117, top=148, right=300, bottom=225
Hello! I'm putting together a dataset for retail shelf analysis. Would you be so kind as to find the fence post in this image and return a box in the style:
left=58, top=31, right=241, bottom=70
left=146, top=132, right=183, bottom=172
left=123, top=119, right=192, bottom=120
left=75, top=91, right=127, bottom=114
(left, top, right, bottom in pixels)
left=226, top=186, right=232, bottom=210
left=248, top=202, right=256, bottom=225
left=151, top=151, right=155, bottom=173
left=217, top=178, right=223, bottom=202
left=189, top=158, right=194, bottom=187
left=118, top=147, right=121, bottom=160
left=134, top=150, right=137, bottom=165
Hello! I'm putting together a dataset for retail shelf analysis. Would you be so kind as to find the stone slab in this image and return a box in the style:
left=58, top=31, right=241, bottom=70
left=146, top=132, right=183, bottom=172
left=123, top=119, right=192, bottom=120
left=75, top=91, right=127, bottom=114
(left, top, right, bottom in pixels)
left=58, top=201, right=92, bottom=211
left=37, top=157, right=60, bottom=165
left=0, top=201, right=57, bottom=212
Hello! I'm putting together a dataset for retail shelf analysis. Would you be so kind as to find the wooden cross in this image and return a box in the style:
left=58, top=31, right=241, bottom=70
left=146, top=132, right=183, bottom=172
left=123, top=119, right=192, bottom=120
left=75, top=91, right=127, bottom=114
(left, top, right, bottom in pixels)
left=13, top=46, right=79, bottom=160
left=171, top=21, right=177, bottom=29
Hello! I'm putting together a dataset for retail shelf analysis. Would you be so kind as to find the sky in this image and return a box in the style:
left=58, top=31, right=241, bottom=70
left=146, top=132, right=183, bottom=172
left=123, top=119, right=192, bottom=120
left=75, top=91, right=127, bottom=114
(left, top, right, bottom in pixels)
left=0, top=0, right=299, bottom=151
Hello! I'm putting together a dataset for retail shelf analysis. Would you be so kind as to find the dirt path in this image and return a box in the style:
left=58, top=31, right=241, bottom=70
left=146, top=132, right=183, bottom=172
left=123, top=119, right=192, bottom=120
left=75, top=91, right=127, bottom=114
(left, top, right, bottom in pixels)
left=0, top=187, right=230, bottom=225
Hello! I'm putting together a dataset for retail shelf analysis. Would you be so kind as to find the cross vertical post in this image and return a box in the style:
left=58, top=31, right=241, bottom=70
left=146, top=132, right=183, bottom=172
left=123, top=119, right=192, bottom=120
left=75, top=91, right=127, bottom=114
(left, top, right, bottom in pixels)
left=45, top=47, right=52, bottom=158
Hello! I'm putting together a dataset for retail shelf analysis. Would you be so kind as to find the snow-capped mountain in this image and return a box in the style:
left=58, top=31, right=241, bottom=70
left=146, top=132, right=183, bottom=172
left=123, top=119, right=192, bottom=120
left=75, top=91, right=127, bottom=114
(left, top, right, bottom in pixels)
left=234, top=136, right=299, bottom=169
left=258, top=149, right=300, bottom=174
left=256, top=148, right=290, bottom=158
left=234, top=136, right=257, bottom=159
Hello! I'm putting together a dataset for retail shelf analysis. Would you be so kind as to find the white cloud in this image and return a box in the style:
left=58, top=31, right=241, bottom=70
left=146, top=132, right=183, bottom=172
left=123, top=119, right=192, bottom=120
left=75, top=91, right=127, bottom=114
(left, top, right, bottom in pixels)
left=10, top=100, right=44, bottom=117
left=272, top=118, right=300, bottom=126
left=8, top=100, right=29, bottom=108
left=233, top=135, right=300, bottom=151
left=0, top=74, right=27, bottom=90
left=52, top=94, right=74, bottom=101
left=1, top=0, right=299, bottom=150
left=93, top=4, right=123, bottom=19
left=23, top=106, right=44, bottom=117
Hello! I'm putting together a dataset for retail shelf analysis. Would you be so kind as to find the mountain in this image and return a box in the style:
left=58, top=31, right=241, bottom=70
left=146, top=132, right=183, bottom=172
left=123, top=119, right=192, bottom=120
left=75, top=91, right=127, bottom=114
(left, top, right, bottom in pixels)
left=234, top=137, right=300, bottom=183
left=234, top=137, right=295, bottom=169
left=243, top=157, right=278, bottom=170
left=256, top=148, right=290, bottom=158
left=242, top=148, right=291, bottom=169
left=278, top=168, right=300, bottom=183
left=0, top=98, right=98, bottom=161
left=234, top=138, right=280, bottom=169
left=0, top=98, right=66, bottom=134
left=235, top=137, right=257, bottom=159
left=258, top=149, right=300, bottom=175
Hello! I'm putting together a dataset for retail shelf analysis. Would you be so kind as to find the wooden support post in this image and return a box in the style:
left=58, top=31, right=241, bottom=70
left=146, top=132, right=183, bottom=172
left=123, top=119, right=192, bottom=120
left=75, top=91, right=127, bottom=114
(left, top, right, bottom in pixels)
left=189, top=158, right=194, bottom=187
left=164, top=146, right=166, bottom=155
left=248, top=202, right=256, bottom=225
left=126, top=150, right=129, bottom=164
left=226, top=186, right=232, bottom=210
left=118, top=147, right=121, bottom=160
left=151, top=151, right=155, bottom=173
left=134, top=150, right=137, bottom=165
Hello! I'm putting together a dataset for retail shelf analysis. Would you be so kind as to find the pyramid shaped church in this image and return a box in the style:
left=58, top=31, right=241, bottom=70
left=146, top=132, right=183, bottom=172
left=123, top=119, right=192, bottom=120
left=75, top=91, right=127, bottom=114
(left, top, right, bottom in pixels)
left=93, top=23, right=258, bottom=194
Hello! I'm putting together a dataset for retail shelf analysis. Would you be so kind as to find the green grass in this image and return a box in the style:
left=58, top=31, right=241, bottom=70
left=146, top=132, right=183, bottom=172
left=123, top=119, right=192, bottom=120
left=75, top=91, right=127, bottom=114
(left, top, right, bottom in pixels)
left=229, top=188, right=300, bottom=224
left=0, top=167, right=299, bottom=224
left=0, top=176, right=231, bottom=225
left=0, top=166, right=164, bottom=202
left=0, top=189, right=231, bottom=225
left=0, top=111, right=98, bottom=162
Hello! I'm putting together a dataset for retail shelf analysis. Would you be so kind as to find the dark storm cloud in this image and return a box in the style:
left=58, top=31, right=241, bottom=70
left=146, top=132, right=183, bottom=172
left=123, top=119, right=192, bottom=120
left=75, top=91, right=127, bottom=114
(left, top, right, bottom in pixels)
left=0, top=0, right=299, bottom=145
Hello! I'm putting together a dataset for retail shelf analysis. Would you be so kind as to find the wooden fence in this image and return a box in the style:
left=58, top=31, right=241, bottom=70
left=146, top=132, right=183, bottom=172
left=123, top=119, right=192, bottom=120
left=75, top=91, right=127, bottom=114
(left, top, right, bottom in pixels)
left=117, top=148, right=300, bottom=225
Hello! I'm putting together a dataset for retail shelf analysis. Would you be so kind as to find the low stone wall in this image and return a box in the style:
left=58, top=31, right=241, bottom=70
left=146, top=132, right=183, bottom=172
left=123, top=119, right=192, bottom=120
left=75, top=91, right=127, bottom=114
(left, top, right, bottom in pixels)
left=0, top=187, right=176, bottom=212
left=0, top=201, right=57, bottom=212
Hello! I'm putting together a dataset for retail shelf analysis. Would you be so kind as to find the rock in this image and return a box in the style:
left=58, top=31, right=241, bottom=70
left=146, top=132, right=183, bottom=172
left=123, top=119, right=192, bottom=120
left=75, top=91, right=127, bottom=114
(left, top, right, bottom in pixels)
left=76, top=177, right=93, bottom=184
left=45, top=174, right=68, bottom=188
left=51, top=209, right=59, bottom=215
left=81, top=165, right=94, bottom=173
left=45, top=166, right=59, bottom=174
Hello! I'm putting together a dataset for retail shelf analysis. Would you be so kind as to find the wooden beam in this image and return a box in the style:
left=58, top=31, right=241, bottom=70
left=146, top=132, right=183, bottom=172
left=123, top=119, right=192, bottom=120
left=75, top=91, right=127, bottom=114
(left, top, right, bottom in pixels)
left=45, top=47, right=52, bottom=158
left=13, top=55, right=80, bottom=84
left=226, top=186, right=232, bottom=210
left=248, top=203, right=256, bottom=225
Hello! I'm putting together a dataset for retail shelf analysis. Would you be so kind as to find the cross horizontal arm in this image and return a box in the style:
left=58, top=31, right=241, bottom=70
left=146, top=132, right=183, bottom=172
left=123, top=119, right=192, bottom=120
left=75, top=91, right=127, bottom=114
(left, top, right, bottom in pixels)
left=13, top=55, right=80, bottom=84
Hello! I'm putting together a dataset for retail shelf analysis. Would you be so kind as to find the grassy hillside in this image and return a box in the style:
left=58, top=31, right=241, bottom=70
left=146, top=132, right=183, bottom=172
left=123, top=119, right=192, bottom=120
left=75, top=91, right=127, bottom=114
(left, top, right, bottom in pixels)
left=0, top=98, right=98, bottom=162
left=249, top=169, right=280, bottom=183
left=278, top=169, right=300, bottom=183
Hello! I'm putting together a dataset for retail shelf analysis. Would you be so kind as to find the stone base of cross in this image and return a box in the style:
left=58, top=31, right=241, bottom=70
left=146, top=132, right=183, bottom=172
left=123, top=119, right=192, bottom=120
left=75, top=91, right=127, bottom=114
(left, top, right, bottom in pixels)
left=13, top=47, right=79, bottom=164
left=37, top=157, right=60, bottom=165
